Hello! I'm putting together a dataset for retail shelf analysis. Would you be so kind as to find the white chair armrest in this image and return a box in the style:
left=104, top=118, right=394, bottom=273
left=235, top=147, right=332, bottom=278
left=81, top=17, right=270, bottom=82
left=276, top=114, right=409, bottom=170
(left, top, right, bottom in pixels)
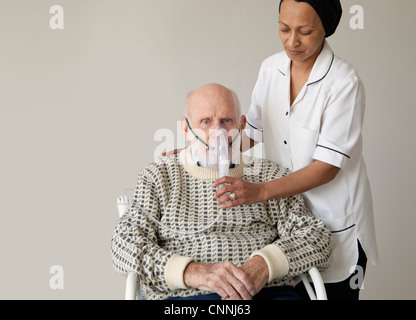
left=125, top=272, right=139, bottom=300
left=117, top=195, right=142, bottom=300
left=308, top=267, right=327, bottom=300
left=299, top=267, right=327, bottom=300
left=117, top=195, right=131, bottom=218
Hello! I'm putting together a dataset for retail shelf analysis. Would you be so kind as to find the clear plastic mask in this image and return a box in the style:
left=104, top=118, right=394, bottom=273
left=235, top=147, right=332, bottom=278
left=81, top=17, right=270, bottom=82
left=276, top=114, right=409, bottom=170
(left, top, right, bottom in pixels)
left=185, top=118, right=241, bottom=176
left=207, top=124, right=230, bottom=178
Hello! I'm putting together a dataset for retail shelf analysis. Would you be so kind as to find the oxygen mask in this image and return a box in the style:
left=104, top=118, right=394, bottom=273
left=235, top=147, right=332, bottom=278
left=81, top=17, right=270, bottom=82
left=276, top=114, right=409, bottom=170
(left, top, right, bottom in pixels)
left=185, top=118, right=241, bottom=177
left=207, top=124, right=230, bottom=178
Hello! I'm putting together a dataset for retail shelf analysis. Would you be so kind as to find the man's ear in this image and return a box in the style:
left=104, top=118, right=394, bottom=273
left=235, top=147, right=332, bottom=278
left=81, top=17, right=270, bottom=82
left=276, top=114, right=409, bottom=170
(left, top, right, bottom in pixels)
left=240, top=115, right=247, bottom=130
left=180, top=117, right=189, bottom=139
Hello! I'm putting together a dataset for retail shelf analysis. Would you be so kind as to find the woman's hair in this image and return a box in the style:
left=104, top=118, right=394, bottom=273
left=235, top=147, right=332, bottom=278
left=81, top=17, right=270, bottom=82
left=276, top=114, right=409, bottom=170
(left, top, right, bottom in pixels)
left=279, top=0, right=342, bottom=38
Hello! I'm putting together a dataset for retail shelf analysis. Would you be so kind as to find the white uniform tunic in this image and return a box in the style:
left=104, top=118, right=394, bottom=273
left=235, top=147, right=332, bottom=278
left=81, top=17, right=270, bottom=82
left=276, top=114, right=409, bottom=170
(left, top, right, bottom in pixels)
left=245, top=40, right=378, bottom=282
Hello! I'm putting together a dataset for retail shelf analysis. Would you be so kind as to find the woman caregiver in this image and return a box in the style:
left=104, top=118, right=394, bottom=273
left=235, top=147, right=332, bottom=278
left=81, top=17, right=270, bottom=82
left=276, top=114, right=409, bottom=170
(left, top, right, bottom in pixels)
left=213, top=0, right=378, bottom=300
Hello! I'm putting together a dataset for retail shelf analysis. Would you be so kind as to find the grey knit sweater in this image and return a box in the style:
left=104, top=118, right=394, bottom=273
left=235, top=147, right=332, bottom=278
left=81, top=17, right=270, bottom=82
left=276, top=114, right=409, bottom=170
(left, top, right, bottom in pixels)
left=111, top=147, right=332, bottom=300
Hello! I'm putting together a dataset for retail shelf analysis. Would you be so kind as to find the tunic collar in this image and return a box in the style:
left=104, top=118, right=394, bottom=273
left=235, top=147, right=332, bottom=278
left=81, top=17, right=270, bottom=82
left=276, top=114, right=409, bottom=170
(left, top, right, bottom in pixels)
left=277, top=40, right=334, bottom=86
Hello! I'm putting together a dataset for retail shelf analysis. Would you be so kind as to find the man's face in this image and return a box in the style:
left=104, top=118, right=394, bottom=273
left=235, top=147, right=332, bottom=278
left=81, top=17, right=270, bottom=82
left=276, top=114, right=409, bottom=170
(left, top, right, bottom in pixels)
left=183, top=85, right=244, bottom=165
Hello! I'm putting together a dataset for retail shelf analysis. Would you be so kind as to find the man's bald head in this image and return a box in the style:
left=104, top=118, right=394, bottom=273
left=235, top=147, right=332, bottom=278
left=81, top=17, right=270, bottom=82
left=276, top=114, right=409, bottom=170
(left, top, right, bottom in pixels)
left=185, top=83, right=241, bottom=121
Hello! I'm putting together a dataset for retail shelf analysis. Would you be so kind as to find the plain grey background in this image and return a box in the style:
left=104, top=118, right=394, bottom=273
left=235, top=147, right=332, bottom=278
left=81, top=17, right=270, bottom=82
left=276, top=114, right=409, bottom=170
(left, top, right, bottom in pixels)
left=0, top=0, right=415, bottom=299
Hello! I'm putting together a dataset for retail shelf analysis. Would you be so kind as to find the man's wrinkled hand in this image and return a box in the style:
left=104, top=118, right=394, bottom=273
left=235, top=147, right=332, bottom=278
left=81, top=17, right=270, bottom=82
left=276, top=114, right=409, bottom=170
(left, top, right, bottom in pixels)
left=183, top=261, right=256, bottom=300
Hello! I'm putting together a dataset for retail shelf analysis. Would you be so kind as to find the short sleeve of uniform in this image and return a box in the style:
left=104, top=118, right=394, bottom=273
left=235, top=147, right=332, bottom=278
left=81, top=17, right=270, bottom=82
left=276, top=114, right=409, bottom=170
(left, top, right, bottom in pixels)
left=313, top=74, right=366, bottom=169
left=245, top=66, right=265, bottom=143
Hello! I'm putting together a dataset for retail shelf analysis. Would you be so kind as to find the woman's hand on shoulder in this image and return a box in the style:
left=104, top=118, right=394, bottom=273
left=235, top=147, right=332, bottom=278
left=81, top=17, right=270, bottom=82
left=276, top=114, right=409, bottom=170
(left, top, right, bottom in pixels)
left=161, top=148, right=183, bottom=156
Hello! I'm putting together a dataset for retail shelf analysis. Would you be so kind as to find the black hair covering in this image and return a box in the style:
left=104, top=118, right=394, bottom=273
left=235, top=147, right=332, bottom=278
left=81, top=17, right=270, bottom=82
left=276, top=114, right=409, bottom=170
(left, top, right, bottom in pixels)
left=279, top=0, right=342, bottom=38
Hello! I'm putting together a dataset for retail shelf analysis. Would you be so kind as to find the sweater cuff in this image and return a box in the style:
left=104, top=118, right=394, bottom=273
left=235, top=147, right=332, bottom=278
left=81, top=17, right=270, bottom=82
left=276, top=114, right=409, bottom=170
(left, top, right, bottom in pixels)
left=250, top=244, right=289, bottom=283
left=164, top=254, right=194, bottom=290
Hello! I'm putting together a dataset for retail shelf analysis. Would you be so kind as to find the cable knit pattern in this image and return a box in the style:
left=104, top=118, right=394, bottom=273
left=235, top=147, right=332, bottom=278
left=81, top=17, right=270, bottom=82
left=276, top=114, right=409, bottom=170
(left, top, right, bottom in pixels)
left=111, top=147, right=332, bottom=300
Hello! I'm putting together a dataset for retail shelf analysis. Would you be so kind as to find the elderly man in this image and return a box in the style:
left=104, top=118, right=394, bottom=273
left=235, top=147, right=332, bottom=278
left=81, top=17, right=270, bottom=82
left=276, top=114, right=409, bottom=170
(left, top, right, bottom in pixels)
left=111, top=83, right=332, bottom=300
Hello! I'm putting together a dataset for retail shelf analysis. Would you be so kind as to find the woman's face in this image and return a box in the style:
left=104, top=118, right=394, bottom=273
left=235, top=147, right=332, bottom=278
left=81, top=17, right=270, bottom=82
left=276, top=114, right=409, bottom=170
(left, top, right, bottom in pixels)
left=278, top=0, right=326, bottom=65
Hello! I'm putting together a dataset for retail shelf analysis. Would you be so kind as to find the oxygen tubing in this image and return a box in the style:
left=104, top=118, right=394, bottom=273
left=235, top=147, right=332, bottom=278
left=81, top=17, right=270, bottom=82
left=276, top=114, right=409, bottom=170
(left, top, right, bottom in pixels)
left=135, top=126, right=230, bottom=235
